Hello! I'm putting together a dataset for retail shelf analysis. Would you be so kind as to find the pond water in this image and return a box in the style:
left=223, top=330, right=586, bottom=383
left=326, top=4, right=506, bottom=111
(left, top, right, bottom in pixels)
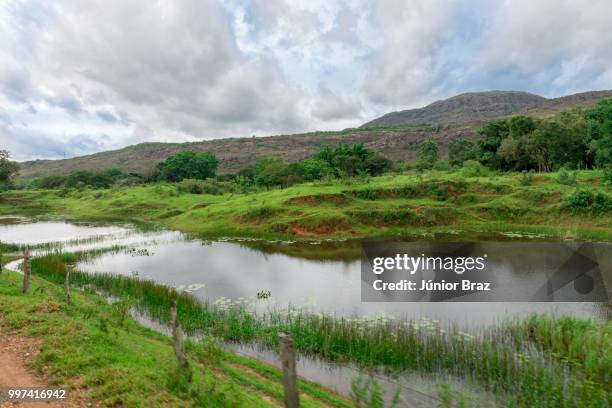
left=0, top=217, right=127, bottom=245
left=0, top=217, right=609, bottom=328
left=1, top=217, right=609, bottom=403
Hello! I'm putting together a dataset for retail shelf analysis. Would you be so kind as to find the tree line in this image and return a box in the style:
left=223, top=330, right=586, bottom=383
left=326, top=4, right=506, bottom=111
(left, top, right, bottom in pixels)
left=3, top=98, right=612, bottom=191
left=447, top=98, right=612, bottom=171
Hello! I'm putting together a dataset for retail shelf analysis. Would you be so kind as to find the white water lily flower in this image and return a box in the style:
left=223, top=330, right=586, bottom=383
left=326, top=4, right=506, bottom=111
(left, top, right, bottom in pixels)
left=185, top=283, right=205, bottom=293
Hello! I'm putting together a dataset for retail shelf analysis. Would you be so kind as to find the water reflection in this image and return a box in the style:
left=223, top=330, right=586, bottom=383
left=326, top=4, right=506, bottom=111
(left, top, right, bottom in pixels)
left=0, top=218, right=127, bottom=245
left=0, top=218, right=608, bottom=328
left=77, top=239, right=610, bottom=328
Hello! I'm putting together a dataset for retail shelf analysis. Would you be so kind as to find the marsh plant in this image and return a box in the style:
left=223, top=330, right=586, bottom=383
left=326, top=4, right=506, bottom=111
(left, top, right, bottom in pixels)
left=437, top=382, right=472, bottom=408
left=519, top=170, right=534, bottom=186
left=350, top=375, right=400, bottom=408
left=30, top=252, right=611, bottom=408
left=556, top=168, right=578, bottom=186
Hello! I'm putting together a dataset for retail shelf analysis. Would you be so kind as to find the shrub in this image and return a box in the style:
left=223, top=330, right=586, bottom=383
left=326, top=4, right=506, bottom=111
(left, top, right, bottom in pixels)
left=362, top=153, right=392, bottom=176
left=432, top=160, right=451, bottom=171
left=176, top=179, right=232, bottom=195
left=300, top=157, right=333, bottom=181
left=65, top=171, right=113, bottom=189
left=244, top=206, right=278, bottom=220
left=460, top=160, right=489, bottom=177
left=520, top=170, right=534, bottom=186
left=34, top=175, right=66, bottom=189
left=355, top=188, right=377, bottom=200
left=177, top=179, right=205, bottom=194
left=556, top=168, right=577, bottom=186
left=565, top=189, right=612, bottom=214
left=602, top=167, right=612, bottom=185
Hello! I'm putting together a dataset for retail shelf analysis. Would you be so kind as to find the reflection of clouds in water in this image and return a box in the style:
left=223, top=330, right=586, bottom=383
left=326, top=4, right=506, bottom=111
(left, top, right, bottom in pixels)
left=77, top=240, right=608, bottom=328
left=0, top=221, right=127, bottom=245
left=2, top=219, right=607, bottom=328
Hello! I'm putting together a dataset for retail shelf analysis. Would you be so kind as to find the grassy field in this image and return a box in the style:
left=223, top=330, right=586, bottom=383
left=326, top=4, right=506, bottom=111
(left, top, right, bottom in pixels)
left=19, top=251, right=612, bottom=408
left=1, top=169, right=611, bottom=241
left=0, top=263, right=355, bottom=407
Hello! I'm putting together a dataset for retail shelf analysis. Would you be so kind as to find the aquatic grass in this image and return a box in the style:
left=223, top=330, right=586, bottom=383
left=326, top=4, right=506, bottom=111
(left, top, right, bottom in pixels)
left=0, top=269, right=351, bottom=407
left=29, top=253, right=612, bottom=407
left=0, top=241, right=19, bottom=252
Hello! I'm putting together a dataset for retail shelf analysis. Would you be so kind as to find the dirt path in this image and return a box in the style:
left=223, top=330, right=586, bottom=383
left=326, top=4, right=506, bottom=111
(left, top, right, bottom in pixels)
left=0, top=333, right=83, bottom=408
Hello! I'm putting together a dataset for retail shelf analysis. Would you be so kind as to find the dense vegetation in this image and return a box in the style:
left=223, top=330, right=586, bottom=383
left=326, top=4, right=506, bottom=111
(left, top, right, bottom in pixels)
left=232, top=143, right=392, bottom=188
left=452, top=99, right=612, bottom=171
left=30, top=168, right=143, bottom=190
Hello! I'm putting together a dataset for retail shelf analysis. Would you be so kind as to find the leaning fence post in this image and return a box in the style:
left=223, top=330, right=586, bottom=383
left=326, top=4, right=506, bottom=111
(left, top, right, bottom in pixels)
left=64, top=269, right=72, bottom=304
left=171, top=298, right=190, bottom=375
left=279, top=333, right=299, bottom=408
left=22, top=247, right=31, bottom=294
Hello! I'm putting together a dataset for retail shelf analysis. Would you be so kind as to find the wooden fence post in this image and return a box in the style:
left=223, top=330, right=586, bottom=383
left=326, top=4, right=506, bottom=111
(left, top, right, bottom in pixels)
left=171, top=299, right=190, bottom=373
left=22, top=247, right=31, bottom=294
left=65, top=269, right=72, bottom=304
left=279, top=333, right=299, bottom=408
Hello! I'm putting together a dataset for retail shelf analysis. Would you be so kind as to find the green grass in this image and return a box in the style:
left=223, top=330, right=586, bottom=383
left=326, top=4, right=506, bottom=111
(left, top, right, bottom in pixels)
left=0, top=264, right=352, bottom=407
left=0, top=241, right=19, bottom=252
left=25, top=251, right=612, bottom=408
left=1, top=169, right=611, bottom=241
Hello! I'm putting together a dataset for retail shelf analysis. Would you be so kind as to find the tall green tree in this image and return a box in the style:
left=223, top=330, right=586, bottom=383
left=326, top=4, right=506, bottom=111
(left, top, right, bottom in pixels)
left=584, top=99, right=612, bottom=167
left=0, top=150, right=19, bottom=183
left=476, top=120, right=509, bottom=169
left=448, top=139, right=476, bottom=166
left=416, top=140, right=439, bottom=170
left=155, top=151, right=218, bottom=182
left=300, top=157, right=333, bottom=180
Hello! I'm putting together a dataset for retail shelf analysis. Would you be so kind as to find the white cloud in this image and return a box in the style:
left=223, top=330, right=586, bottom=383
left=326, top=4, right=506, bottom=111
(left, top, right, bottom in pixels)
left=362, top=0, right=458, bottom=108
left=481, top=0, right=612, bottom=94
left=1, top=0, right=367, bottom=160
left=1, top=0, right=612, bottom=162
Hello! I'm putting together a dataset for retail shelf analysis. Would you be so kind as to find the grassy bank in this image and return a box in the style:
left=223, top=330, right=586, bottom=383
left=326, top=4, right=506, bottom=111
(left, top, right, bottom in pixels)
left=0, top=264, right=353, bottom=407
left=1, top=169, right=611, bottom=241
left=27, top=252, right=612, bottom=408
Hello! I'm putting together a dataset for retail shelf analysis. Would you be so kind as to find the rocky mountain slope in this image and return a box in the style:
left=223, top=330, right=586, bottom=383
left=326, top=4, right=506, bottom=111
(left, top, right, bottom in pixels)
left=361, top=90, right=612, bottom=127
left=17, top=90, right=612, bottom=179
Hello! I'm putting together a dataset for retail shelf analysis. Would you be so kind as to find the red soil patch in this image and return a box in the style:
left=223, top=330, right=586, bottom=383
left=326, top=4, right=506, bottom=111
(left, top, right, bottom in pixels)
left=290, top=223, right=353, bottom=236
left=0, top=330, right=88, bottom=408
left=285, top=194, right=348, bottom=205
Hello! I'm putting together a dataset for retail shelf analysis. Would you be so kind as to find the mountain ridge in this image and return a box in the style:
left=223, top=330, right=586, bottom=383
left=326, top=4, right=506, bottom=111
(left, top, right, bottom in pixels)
left=360, top=90, right=612, bottom=127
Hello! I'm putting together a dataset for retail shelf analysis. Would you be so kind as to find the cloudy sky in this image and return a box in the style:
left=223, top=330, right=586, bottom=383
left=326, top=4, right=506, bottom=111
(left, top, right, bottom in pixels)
left=1, top=0, right=612, bottom=161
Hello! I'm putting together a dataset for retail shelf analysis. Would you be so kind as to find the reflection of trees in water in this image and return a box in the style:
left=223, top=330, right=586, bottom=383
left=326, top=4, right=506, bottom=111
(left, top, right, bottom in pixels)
left=238, top=240, right=362, bottom=263
left=237, top=232, right=559, bottom=264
